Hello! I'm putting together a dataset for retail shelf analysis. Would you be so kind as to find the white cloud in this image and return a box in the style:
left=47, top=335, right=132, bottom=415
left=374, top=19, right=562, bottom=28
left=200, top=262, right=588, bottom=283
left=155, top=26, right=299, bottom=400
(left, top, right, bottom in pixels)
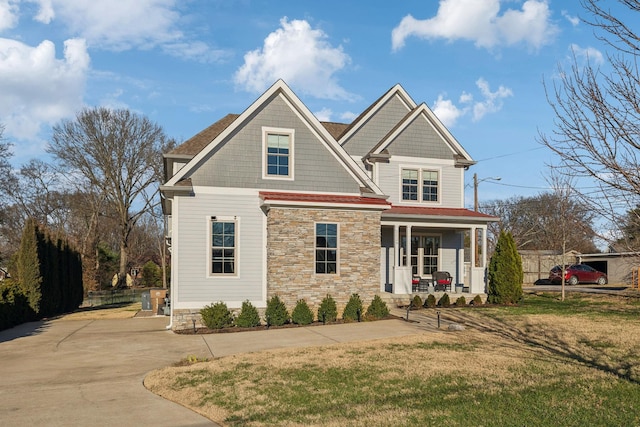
left=432, top=78, right=512, bottom=126
left=561, top=10, right=579, bottom=26
left=340, top=111, right=357, bottom=122
left=26, top=0, right=226, bottom=62
left=570, top=43, right=604, bottom=66
left=314, top=108, right=333, bottom=122
left=0, top=0, right=18, bottom=31
left=0, top=37, right=89, bottom=140
left=472, top=78, right=512, bottom=121
left=392, top=0, right=558, bottom=51
left=234, top=17, right=353, bottom=100
left=432, top=95, right=465, bottom=127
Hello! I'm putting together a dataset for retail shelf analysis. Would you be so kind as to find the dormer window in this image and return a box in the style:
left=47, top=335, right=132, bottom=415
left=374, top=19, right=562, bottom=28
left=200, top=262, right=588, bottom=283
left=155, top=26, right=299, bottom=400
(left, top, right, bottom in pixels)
left=263, top=127, right=294, bottom=180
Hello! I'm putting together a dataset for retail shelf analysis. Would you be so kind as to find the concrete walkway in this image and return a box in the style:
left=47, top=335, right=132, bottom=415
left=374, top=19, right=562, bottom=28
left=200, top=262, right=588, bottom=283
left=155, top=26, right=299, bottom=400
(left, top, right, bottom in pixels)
left=0, top=313, right=438, bottom=427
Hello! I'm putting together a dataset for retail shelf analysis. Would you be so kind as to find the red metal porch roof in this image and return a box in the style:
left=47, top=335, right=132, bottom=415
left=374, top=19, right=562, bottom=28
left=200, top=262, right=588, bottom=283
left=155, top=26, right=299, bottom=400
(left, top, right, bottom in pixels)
left=259, top=191, right=391, bottom=206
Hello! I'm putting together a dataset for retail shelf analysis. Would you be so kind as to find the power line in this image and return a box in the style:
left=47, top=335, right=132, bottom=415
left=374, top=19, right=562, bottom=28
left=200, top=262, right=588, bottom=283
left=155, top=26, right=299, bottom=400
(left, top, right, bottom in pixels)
left=474, top=146, right=545, bottom=163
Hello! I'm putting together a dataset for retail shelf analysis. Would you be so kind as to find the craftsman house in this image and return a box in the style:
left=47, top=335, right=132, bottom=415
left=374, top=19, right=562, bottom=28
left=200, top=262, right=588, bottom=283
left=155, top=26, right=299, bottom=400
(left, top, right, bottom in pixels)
left=161, top=80, right=497, bottom=329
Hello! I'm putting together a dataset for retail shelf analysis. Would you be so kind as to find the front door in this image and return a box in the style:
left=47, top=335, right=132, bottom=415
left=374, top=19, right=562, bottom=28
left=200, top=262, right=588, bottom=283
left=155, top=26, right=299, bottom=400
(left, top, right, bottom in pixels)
left=401, top=235, right=440, bottom=277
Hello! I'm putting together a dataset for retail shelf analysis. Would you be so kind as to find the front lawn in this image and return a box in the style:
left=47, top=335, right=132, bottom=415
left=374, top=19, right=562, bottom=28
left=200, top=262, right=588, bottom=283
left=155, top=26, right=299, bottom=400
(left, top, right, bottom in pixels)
left=145, top=293, right=640, bottom=426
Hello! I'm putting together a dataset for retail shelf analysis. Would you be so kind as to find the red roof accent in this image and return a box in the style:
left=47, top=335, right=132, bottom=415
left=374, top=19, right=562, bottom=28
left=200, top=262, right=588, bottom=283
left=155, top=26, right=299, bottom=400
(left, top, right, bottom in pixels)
left=385, top=205, right=497, bottom=219
left=259, top=191, right=390, bottom=206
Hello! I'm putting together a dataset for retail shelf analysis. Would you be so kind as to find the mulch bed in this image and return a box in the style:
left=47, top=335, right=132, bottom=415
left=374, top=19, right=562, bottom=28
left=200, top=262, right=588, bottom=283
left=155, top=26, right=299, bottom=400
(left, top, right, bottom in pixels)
left=174, top=315, right=402, bottom=335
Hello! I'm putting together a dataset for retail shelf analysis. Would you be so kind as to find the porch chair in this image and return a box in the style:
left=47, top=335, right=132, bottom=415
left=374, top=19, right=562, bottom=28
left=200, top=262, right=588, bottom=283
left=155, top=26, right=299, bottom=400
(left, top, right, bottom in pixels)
left=433, top=271, right=453, bottom=292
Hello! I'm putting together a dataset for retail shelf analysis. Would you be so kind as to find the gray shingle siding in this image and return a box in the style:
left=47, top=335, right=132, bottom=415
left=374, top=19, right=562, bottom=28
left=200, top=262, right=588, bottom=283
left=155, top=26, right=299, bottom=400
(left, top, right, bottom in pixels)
left=342, top=95, right=412, bottom=157
left=189, top=94, right=361, bottom=193
left=387, top=116, right=454, bottom=160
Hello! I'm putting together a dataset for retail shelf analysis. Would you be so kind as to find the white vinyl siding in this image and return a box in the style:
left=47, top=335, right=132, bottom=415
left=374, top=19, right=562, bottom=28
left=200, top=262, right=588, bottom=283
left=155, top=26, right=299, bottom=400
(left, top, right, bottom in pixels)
left=173, top=190, right=265, bottom=307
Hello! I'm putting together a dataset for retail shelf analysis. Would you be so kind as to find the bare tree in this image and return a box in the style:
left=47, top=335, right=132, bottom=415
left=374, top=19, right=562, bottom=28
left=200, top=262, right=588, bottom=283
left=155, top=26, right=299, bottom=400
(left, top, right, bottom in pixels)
left=49, top=107, right=173, bottom=287
left=538, top=0, right=640, bottom=244
left=482, top=192, right=598, bottom=254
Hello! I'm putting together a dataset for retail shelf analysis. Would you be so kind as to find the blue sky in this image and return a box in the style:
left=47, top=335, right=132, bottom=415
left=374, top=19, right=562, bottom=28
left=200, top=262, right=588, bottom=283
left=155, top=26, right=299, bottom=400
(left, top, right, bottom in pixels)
left=0, top=0, right=613, bottom=208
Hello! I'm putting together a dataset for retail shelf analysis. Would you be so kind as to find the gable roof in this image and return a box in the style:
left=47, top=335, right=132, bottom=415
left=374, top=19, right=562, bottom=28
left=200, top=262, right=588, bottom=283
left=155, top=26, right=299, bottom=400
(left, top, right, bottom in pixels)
left=367, top=103, right=475, bottom=167
left=163, top=80, right=384, bottom=196
left=339, top=84, right=417, bottom=146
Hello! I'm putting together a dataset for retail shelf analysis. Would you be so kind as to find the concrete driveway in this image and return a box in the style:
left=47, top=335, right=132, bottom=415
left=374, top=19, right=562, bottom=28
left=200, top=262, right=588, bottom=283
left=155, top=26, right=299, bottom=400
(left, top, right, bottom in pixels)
left=0, top=313, right=426, bottom=427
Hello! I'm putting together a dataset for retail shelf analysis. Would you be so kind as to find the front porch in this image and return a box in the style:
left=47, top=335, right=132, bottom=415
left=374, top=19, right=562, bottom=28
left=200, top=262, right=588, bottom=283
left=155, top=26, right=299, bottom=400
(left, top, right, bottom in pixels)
left=379, top=206, right=498, bottom=296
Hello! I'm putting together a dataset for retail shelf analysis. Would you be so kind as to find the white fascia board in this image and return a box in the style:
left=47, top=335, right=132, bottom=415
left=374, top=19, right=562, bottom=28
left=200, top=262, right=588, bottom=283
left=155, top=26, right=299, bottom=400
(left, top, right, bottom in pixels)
left=165, top=80, right=288, bottom=187
left=339, top=85, right=417, bottom=145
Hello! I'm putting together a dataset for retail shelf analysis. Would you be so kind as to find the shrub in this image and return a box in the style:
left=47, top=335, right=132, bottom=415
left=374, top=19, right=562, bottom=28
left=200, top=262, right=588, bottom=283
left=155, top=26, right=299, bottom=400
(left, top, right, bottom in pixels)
left=235, top=300, right=261, bottom=328
left=200, top=301, right=233, bottom=329
left=291, top=299, right=314, bottom=325
left=140, top=261, right=162, bottom=287
left=424, top=294, right=437, bottom=308
left=411, top=295, right=423, bottom=309
left=487, top=230, right=523, bottom=304
left=365, top=295, right=390, bottom=320
left=438, top=293, right=451, bottom=308
left=318, top=294, right=338, bottom=323
left=265, top=295, right=289, bottom=326
left=472, top=295, right=483, bottom=305
left=342, top=293, right=364, bottom=322
left=0, top=280, right=35, bottom=331
left=455, top=296, right=467, bottom=306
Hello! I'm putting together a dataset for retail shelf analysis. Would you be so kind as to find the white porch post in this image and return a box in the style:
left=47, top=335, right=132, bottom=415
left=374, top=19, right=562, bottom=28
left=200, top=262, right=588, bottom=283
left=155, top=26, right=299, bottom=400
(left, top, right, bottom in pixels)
left=393, top=224, right=400, bottom=267
left=481, top=225, right=488, bottom=269
left=406, top=225, right=412, bottom=269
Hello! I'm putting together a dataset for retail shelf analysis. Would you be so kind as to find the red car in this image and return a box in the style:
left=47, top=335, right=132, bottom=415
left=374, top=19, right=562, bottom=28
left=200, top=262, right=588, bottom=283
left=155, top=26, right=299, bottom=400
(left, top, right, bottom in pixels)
left=549, top=264, right=607, bottom=285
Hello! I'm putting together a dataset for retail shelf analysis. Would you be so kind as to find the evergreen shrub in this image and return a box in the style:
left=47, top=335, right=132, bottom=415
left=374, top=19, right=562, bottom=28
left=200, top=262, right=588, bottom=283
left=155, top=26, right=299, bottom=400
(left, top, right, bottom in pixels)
left=487, top=231, right=524, bottom=304
left=365, top=295, right=390, bottom=320
left=342, top=293, right=364, bottom=322
left=438, top=293, right=451, bottom=308
left=291, top=299, right=314, bottom=325
left=455, top=296, right=466, bottom=306
left=265, top=295, right=289, bottom=326
left=424, top=294, right=437, bottom=308
left=200, top=302, right=233, bottom=329
left=472, top=295, right=483, bottom=305
left=235, top=300, right=261, bottom=328
left=411, top=295, right=423, bottom=309
left=318, top=294, right=338, bottom=323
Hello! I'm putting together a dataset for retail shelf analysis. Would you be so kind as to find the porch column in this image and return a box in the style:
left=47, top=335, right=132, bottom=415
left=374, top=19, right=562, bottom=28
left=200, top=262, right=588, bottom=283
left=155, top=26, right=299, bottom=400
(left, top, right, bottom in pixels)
left=481, top=226, right=488, bottom=268
left=406, top=225, right=412, bottom=268
left=470, top=227, right=477, bottom=290
left=393, top=224, right=400, bottom=267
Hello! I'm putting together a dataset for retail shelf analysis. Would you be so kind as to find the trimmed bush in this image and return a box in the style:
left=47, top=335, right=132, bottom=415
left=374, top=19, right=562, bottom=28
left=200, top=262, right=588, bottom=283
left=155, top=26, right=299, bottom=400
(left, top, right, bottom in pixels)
left=487, top=230, right=523, bottom=304
left=365, top=295, right=390, bottom=320
left=411, top=295, right=423, bottom=309
left=342, top=293, right=364, bottom=322
left=472, top=295, right=483, bottom=305
left=455, top=296, right=467, bottom=306
left=291, top=299, right=314, bottom=325
left=438, top=293, right=451, bottom=308
left=235, top=300, right=261, bottom=328
left=424, top=294, right=437, bottom=308
left=265, top=295, right=289, bottom=326
left=318, top=294, right=338, bottom=323
left=0, top=280, right=35, bottom=331
left=200, top=302, right=233, bottom=329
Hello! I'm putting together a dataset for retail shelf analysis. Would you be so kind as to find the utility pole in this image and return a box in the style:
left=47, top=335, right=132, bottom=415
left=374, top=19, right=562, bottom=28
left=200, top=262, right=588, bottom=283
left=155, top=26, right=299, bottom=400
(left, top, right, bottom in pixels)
left=474, top=173, right=479, bottom=212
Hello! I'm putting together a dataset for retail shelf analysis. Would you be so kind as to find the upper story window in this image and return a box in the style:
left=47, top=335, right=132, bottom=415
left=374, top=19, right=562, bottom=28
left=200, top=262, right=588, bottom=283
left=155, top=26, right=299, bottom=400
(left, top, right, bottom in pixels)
left=210, top=219, right=237, bottom=276
left=263, top=127, right=294, bottom=180
left=316, top=223, right=338, bottom=274
left=401, top=168, right=439, bottom=203
left=402, top=169, right=419, bottom=201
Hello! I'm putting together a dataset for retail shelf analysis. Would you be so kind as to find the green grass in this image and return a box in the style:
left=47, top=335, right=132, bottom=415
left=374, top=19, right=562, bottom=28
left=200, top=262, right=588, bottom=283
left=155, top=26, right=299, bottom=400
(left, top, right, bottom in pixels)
left=153, top=292, right=640, bottom=426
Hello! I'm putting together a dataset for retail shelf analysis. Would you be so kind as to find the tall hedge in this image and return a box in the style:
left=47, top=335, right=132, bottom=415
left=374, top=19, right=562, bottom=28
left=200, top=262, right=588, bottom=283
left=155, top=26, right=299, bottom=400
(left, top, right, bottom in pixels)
left=487, top=230, right=523, bottom=304
left=14, top=218, right=83, bottom=319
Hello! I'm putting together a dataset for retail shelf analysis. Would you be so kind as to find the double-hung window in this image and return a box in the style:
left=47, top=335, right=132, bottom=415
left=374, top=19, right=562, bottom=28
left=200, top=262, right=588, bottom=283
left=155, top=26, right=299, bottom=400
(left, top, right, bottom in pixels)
left=210, top=219, right=236, bottom=275
left=402, top=168, right=439, bottom=203
left=263, top=127, right=294, bottom=179
left=316, top=223, right=338, bottom=274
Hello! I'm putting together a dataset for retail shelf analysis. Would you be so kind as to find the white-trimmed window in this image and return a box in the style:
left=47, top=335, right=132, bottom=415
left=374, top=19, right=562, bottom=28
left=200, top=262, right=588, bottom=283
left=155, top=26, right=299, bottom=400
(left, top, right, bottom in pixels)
left=401, top=168, right=439, bottom=203
left=315, top=223, right=338, bottom=274
left=210, top=218, right=237, bottom=275
left=263, top=127, right=294, bottom=179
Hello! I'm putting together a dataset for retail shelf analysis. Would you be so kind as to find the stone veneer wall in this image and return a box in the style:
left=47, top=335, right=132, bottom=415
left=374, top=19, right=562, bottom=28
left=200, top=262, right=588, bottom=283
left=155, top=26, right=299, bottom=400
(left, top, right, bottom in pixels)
left=266, top=207, right=381, bottom=315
